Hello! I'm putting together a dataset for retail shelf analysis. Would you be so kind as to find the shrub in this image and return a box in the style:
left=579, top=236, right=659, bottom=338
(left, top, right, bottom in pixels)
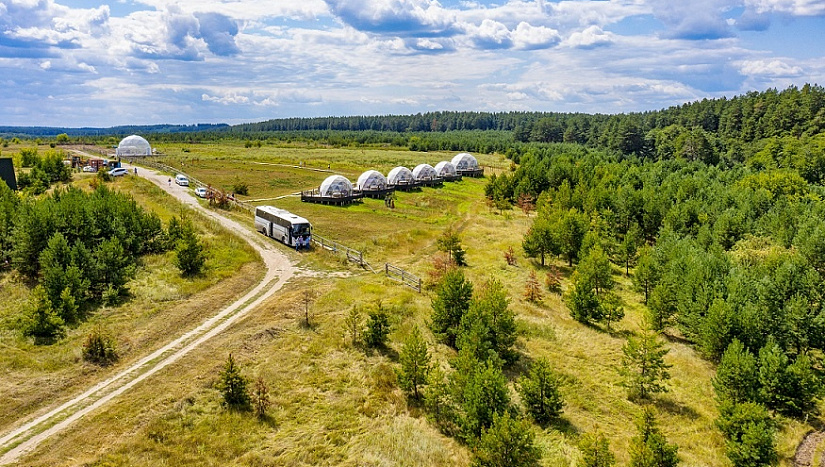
left=518, top=358, right=564, bottom=424
left=472, top=412, right=541, bottom=467
left=82, top=327, right=118, bottom=365
left=364, top=304, right=391, bottom=348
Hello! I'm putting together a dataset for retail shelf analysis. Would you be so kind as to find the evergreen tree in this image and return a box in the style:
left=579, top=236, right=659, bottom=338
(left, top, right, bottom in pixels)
left=217, top=354, right=250, bottom=409
left=364, top=304, right=391, bottom=348
left=713, top=339, right=759, bottom=405
left=397, top=326, right=431, bottom=399
left=20, top=286, right=65, bottom=343
left=174, top=227, right=206, bottom=276
left=628, top=407, right=679, bottom=467
left=517, top=357, right=564, bottom=424
left=578, top=432, right=615, bottom=467
left=438, top=226, right=467, bottom=266
left=472, top=413, right=541, bottom=467
left=523, top=215, right=557, bottom=266
left=716, top=401, right=777, bottom=467
left=431, top=269, right=473, bottom=348
left=619, top=326, right=672, bottom=399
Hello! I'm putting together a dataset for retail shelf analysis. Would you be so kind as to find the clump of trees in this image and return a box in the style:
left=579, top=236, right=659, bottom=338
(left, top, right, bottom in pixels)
left=1, top=185, right=207, bottom=342
left=422, top=272, right=558, bottom=465
left=15, top=148, right=72, bottom=194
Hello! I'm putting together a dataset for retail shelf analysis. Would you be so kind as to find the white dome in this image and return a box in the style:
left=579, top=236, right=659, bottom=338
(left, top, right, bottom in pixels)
left=319, top=175, right=353, bottom=197
left=412, top=163, right=437, bottom=181
left=387, top=166, right=413, bottom=185
left=116, top=135, right=152, bottom=156
left=451, top=152, right=478, bottom=171
left=434, top=161, right=456, bottom=177
left=357, top=170, right=387, bottom=191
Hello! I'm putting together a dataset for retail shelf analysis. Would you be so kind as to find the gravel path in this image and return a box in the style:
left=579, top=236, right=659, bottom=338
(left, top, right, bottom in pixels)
left=0, top=163, right=297, bottom=465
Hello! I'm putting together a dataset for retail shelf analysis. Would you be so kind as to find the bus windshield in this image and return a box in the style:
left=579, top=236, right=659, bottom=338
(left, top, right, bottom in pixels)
left=292, top=223, right=311, bottom=236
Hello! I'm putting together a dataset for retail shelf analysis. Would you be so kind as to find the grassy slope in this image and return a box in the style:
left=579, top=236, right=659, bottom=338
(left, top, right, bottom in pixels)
left=7, top=143, right=814, bottom=466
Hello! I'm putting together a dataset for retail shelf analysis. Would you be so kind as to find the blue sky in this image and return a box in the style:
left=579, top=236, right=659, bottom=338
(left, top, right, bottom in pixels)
left=0, top=0, right=823, bottom=127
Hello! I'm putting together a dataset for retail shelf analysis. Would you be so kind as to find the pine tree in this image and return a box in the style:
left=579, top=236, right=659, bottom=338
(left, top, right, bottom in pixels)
left=517, top=358, right=564, bottom=424
left=712, top=339, right=759, bottom=405
left=364, top=303, right=391, bottom=348
left=217, top=354, right=250, bottom=409
left=431, top=269, right=473, bottom=348
left=397, top=326, right=431, bottom=399
left=472, top=413, right=541, bottom=467
left=628, top=407, right=679, bottom=467
left=174, top=228, right=206, bottom=276
left=619, top=326, right=672, bottom=400
left=524, top=270, right=543, bottom=303
left=250, top=376, right=271, bottom=419
left=578, top=432, right=616, bottom=467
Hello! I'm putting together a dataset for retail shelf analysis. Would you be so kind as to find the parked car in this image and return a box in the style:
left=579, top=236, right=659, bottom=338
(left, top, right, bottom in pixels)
left=175, top=174, right=189, bottom=186
left=108, top=167, right=129, bottom=177
left=195, top=187, right=208, bottom=198
left=82, top=165, right=97, bottom=173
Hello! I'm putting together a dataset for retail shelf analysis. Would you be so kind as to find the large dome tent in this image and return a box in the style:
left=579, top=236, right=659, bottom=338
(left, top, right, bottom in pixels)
left=412, top=163, right=437, bottom=181
left=357, top=170, right=388, bottom=191
left=319, top=175, right=353, bottom=197
left=434, top=161, right=457, bottom=178
left=451, top=152, right=478, bottom=171
left=116, top=135, right=152, bottom=156
left=387, top=166, right=414, bottom=186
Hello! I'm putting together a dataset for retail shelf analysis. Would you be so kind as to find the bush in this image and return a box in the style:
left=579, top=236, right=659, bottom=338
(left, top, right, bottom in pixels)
left=232, top=178, right=249, bottom=196
left=82, top=327, right=118, bottom=365
left=174, top=228, right=206, bottom=276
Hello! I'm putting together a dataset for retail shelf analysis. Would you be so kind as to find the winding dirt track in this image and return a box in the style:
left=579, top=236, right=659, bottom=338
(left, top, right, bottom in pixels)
left=0, top=163, right=297, bottom=465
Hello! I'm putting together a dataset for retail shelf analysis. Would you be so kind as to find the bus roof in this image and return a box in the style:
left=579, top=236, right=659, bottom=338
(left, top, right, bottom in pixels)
left=256, top=205, right=310, bottom=225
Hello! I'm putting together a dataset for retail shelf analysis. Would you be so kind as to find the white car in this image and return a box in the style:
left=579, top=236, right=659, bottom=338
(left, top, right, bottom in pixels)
left=108, top=167, right=129, bottom=177
left=82, top=165, right=97, bottom=173
left=194, top=187, right=208, bottom=198
left=175, top=174, right=189, bottom=186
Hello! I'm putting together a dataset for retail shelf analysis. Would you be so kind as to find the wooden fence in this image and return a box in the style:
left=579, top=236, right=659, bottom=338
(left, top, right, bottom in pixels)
left=384, top=263, right=422, bottom=293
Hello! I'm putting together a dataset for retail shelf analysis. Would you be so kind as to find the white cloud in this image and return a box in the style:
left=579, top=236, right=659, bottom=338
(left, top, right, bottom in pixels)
left=745, top=0, right=825, bottom=16
left=563, top=25, right=613, bottom=48
left=739, top=59, right=803, bottom=76
left=512, top=22, right=561, bottom=50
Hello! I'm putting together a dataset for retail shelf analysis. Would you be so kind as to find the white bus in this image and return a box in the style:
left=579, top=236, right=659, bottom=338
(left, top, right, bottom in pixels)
left=254, top=205, right=312, bottom=250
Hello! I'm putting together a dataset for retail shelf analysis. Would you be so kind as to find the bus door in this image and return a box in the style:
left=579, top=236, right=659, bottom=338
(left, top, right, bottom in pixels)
left=268, top=222, right=274, bottom=238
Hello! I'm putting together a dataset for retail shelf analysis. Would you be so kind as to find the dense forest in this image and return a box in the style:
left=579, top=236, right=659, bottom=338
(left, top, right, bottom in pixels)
left=481, top=86, right=825, bottom=466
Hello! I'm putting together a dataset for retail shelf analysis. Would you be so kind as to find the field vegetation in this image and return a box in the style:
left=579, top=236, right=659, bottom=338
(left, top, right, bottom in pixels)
left=3, top=85, right=825, bottom=465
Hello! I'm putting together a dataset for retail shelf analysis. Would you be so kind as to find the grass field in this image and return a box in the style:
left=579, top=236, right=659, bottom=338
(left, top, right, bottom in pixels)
left=3, top=143, right=816, bottom=466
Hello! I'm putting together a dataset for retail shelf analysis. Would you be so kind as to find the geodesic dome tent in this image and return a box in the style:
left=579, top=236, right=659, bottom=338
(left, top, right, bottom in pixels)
left=412, top=163, right=437, bottom=181
left=387, top=166, right=414, bottom=185
left=357, top=170, right=388, bottom=191
left=319, top=175, right=353, bottom=197
left=434, top=161, right=457, bottom=178
left=116, top=135, right=152, bottom=156
left=451, top=152, right=479, bottom=171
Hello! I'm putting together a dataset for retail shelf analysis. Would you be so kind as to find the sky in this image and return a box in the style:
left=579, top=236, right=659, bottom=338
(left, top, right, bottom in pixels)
left=0, top=0, right=824, bottom=128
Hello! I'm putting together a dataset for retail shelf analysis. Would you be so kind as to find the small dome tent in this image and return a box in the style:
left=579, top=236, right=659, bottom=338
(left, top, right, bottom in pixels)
left=434, top=161, right=457, bottom=178
left=412, top=163, right=437, bottom=181
left=387, top=166, right=413, bottom=185
left=451, top=152, right=479, bottom=171
left=319, top=175, right=353, bottom=197
left=116, top=135, right=152, bottom=156
left=357, top=170, right=388, bottom=191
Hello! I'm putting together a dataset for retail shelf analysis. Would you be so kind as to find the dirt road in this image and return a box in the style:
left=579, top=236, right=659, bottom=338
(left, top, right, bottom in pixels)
left=0, top=163, right=298, bottom=465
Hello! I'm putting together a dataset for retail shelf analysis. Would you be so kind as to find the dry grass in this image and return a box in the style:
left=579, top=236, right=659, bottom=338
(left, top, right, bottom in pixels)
left=4, top=145, right=815, bottom=466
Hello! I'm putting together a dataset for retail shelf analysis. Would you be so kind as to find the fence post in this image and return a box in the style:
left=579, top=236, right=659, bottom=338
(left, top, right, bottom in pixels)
left=418, top=278, right=422, bottom=293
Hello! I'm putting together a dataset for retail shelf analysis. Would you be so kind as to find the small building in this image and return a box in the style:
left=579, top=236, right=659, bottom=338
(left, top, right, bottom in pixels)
left=301, top=175, right=363, bottom=205
left=387, top=166, right=415, bottom=191
left=412, top=163, right=441, bottom=187
left=116, top=135, right=152, bottom=157
left=357, top=170, right=393, bottom=199
left=451, top=152, right=483, bottom=177
left=434, top=161, right=461, bottom=181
